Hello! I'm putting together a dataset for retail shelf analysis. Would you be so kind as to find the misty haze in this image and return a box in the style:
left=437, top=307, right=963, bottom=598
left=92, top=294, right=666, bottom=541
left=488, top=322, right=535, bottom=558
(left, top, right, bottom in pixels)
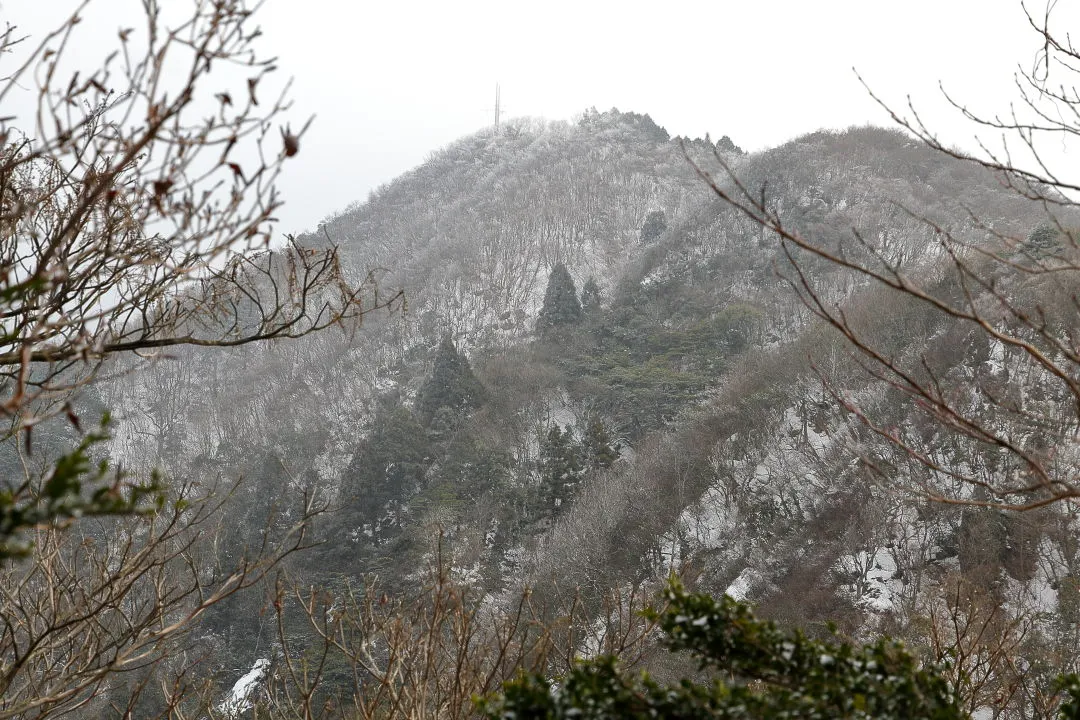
left=2, top=1, right=1080, bottom=718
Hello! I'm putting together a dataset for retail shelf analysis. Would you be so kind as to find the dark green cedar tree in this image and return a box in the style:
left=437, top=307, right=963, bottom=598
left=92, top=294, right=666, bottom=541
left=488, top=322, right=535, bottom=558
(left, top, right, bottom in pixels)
left=583, top=416, right=617, bottom=471
left=538, top=425, right=584, bottom=514
left=342, top=405, right=430, bottom=543
left=639, top=209, right=667, bottom=244
left=1026, top=222, right=1062, bottom=257
left=580, top=276, right=603, bottom=318
left=416, top=335, right=486, bottom=425
left=536, top=262, right=583, bottom=338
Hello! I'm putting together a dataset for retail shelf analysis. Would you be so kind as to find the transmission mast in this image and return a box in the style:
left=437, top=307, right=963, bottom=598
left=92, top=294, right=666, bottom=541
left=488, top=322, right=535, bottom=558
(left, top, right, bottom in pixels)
left=493, top=83, right=505, bottom=129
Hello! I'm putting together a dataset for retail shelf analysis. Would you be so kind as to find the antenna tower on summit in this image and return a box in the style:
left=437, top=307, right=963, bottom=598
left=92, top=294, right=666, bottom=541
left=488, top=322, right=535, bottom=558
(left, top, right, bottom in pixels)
left=494, top=83, right=506, bottom=129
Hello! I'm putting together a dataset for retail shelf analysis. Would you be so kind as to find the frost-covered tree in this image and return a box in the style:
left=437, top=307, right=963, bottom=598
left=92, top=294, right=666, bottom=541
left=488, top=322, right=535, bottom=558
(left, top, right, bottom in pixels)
left=578, top=108, right=670, bottom=144
left=536, top=262, right=583, bottom=338
left=716, top=134, right=745, bottom=155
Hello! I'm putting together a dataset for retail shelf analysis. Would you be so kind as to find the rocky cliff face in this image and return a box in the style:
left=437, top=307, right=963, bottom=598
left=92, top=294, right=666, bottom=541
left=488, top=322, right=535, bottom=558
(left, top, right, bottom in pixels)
left=93, top=113, right=1080, bottom=709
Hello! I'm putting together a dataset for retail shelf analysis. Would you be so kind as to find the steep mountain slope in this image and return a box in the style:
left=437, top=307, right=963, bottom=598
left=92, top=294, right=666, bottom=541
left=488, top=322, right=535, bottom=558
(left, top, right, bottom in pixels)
left=317, top=111, right=711, bottom=347
left=87, top=112, right=1080, bottom=713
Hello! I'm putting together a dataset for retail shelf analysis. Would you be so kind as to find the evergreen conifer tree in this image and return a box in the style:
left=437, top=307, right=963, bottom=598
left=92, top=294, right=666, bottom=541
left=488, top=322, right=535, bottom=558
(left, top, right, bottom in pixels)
left=580, top=276, right=603, bottom=318
left=583, top=416, right=618, bottom=470
left=438, top=435, right=513, bottom=503
left=1026, top=222, right=1062, bottom=257
left=538, top=425, right=584, bottom=514
left=416, top=335, right=487, bottom=424
left=341, top=405, right=430, bottom=544
left=716, top=134, right=745, bottom=155
left=425, top=406, right=461, bottom=448
left=639, top=210, right=667, bottom=244
left=536, top=262, right=583, bottom=338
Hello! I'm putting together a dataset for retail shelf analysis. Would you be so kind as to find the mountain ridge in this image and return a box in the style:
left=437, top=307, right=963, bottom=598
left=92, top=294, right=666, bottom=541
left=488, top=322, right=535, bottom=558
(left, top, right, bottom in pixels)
left=80, top=111, right=1080, bottom=714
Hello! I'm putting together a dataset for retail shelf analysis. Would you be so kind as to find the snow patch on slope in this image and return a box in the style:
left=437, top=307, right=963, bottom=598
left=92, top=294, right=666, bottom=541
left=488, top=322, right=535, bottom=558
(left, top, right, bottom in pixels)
left=218, top=658, right=269, bottom=717
left=836, top=548, right=902, bottom=613
left=726, top=568, right=761, bottom=601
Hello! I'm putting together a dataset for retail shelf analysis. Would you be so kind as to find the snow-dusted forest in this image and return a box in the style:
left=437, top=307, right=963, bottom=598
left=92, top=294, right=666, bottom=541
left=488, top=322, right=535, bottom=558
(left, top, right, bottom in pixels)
left=6, top=2, right=1080, bottom=718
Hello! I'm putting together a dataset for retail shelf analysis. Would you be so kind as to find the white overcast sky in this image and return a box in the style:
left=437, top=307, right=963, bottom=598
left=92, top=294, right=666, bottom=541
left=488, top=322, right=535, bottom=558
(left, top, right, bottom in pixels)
left=4, top=1, right=1076, bottom=237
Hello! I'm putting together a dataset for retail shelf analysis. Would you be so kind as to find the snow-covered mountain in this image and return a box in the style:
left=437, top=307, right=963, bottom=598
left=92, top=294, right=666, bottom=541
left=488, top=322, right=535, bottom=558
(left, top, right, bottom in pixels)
left=91, top=111, right=1080, bottom=715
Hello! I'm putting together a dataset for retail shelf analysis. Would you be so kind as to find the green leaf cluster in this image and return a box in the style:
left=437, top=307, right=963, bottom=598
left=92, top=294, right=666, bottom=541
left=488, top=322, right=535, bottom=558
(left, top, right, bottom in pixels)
left=0, top=416, right=164, bottom=559
left=1056, top=675, right=1080, bottom=720
left=480, top=578, right=968, bottom=719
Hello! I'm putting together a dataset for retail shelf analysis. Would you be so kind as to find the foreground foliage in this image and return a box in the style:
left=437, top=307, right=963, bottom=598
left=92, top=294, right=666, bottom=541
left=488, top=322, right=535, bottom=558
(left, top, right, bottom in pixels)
left=0, top=0, right=396, bottom=714
left=483, top=579, right=1080, bottom=719
left=0, top=417, right=162, bottom=558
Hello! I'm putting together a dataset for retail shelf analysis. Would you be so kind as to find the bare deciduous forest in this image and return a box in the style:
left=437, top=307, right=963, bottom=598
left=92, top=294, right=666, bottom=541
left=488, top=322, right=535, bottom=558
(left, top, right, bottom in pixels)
left=5, top=1, right=1080, bottom=718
